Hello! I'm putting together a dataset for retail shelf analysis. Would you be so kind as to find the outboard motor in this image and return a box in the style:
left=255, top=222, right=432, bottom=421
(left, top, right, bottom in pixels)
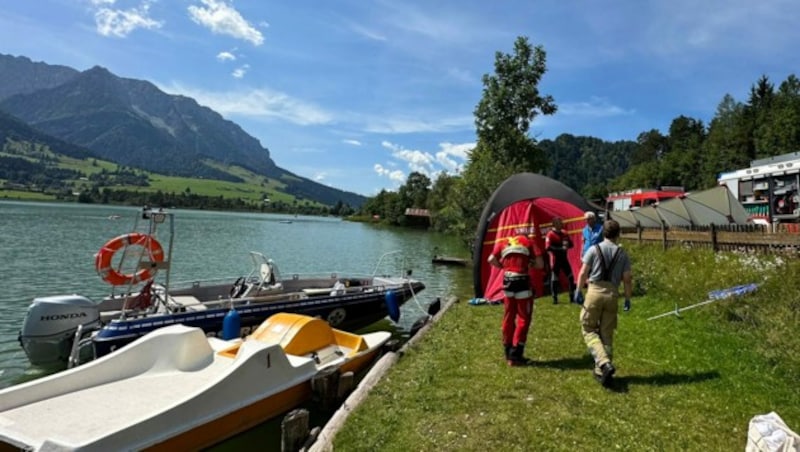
left=19, top=295, right=101, bottom=367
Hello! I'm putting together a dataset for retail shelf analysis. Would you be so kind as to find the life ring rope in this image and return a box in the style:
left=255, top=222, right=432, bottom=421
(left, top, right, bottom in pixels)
left=95, top=232, right=164, bottom=286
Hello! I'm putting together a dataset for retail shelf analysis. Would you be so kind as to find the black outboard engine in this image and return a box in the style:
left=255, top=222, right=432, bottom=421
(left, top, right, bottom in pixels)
left=19, top=295, right=101, bottom=367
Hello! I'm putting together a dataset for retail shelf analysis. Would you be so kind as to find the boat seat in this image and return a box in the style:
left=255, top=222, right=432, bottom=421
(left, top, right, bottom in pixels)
left=100, top=310, right=124, bottom=323
left=255, top=282, right=283, bottom=294
left=310, top=344, right=347, bottom=365
left=170, top=295, right=206, bottom=311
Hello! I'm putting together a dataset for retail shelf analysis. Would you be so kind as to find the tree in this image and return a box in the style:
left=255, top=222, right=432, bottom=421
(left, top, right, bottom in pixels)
left=660, top=116, right=706, bottom=190
left=398, top=172, right=431, bottom=209
left=427, top=173, right=460, bottom=232
left=540, top=134, right=582, bottom=189
left=451, top=36, right=557, bottom=244
left=757, top=74, right=800, bottom=155
left=748, top=75, right=775, bottom=158
left=702, top=94, right=752, bottom=187
left=473, top=36, right=556, bottom=170
left=454, top=145, right=513, bottom=244
left=633, top=129, right=669, bottom=166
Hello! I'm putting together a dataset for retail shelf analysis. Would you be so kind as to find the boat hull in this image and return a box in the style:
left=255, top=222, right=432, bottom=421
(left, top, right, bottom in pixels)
left=148, top=349, right=381, bottom=451
left=0, top=314, right=390, bottom=451
left=91, top=282, right=422, bottom=359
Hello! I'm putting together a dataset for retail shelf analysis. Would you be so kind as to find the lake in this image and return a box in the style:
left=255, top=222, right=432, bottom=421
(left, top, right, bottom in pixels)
left=0, top=200, right=474, bottom=447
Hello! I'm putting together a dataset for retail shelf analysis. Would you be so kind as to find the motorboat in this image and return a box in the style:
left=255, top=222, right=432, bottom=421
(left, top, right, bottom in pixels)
left=432, top=247, right=469, bottom=266
left=0, top=313, right=391, bottom=451
left=18, top=207, right=425, bottom=367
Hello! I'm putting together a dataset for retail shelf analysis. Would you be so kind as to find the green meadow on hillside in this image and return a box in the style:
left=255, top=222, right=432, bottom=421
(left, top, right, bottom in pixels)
left=1, top=148, right=314, bottom=207
left=333, top=244, right=800, bottom=451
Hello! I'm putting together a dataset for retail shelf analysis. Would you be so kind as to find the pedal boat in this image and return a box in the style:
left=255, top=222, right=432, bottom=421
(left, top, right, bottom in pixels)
left=0, top=313, right=390, bottom=451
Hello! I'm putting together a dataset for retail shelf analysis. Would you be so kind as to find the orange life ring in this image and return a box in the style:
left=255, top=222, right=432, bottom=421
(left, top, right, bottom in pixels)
left=95, top=233, right=164, bottom=286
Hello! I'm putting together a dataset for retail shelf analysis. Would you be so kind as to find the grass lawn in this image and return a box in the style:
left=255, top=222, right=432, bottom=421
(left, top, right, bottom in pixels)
left=0, top=189, right=55, bottom=201
left=332, top=244, right=800, bottom=451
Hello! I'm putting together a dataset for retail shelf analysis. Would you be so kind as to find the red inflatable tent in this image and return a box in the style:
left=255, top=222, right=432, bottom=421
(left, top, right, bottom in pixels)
left=472, top=173, right=595, bottom=302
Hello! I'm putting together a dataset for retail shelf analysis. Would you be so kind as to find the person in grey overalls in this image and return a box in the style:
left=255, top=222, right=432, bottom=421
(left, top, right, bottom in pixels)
left=574, top=219, right=633, bottom=387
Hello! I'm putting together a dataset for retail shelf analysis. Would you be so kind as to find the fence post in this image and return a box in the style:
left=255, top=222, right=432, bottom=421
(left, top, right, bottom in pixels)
left=661, top=220, right=668, bottom=250
left=637, top=221, right=642, bottom=244
left=711, top=223, right=718, bottom=252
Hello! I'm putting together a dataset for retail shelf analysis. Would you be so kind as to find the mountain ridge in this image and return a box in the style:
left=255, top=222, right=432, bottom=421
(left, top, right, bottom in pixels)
left=0, top=53, right=365, bottom=207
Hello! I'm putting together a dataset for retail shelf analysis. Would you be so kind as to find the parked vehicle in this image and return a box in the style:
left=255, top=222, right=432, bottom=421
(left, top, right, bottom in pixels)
left=605, top=186, right=685, bottom=212
left=718, top=152, right=800, bottom=225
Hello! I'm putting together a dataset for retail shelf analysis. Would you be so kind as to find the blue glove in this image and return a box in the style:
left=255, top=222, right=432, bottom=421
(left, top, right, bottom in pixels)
left=624, top=298, right=631, bottom=311
left=574, top=289, right=584, bottom=305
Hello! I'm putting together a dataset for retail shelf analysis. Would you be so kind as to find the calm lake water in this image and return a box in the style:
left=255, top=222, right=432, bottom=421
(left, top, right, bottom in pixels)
left=0, top=200, right=478, bottom=449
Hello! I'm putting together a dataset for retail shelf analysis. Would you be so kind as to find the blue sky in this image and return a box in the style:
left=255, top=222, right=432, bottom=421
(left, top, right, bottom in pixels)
left=1, top=1, right=798, bottom=196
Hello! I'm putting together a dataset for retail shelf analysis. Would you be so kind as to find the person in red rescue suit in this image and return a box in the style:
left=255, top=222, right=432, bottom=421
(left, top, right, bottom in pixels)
left=487, top=234, right=545, bottom=366
left=574, top=219, right=633, bottom=387
left=545, top=217, right=577, bottom=304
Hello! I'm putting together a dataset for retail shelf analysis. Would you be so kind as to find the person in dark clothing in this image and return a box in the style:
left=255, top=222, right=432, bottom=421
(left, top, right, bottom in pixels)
left=545, top=217, right=577, bottom=304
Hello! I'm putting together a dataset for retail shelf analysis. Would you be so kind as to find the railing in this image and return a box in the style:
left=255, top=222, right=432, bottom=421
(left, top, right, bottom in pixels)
left=620, top=223, right=800, bottom=254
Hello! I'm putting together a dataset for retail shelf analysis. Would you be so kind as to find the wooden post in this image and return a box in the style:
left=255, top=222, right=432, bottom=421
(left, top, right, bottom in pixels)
left=311, top=367, right=341, bottom=412
left=281, top=409, right=310, bottom=452
left=636, top=221, right=642, bottom=244
left=711, top=223, right=718, bottom=252
left=310, top=352, right=400, bottom=452
left=336, top=371, right=355, bottom=401
left=661, top=220, right=668, bottom=250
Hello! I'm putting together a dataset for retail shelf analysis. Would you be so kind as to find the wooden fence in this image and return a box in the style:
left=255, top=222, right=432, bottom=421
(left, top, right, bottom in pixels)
left=620, top=223, right=800, bottom=254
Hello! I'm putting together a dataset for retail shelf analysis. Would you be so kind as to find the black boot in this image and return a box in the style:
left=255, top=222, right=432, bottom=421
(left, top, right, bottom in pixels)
left=568, top=280, right=577, bottom=303
left=508, top=344, right=530, bottom=366
left=599, top=362, right=616, bottom=387
left=504, top=344, right=512, bottom=361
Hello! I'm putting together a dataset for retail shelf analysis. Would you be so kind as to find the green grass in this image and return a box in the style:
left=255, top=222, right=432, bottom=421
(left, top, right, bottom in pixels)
left=0, top=189, right=56, bottom=200
left=1, top=140, right=320, bottom=205
left=332, top=244, right=800, bottom=451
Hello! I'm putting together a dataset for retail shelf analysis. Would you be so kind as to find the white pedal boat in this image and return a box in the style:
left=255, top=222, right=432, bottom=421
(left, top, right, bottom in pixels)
left=0, top=313, right=391, bottom=451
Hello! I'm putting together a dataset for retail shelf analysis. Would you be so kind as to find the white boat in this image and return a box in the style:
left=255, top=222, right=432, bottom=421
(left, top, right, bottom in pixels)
left=18, top=207, right=425, bottom=367
left=0, top=313, right=391, bottom=451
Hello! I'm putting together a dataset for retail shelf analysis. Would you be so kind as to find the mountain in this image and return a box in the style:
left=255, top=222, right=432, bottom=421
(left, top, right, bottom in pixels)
left=0, top=109, right=96, bottom=160
left=0, top=54, right=366, bottom=207
left=0, top=54, right=79, bottom=100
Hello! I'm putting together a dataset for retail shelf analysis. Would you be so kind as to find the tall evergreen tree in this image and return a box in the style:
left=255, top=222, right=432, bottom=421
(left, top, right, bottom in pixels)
left=703, top=94, right=752, bottom=187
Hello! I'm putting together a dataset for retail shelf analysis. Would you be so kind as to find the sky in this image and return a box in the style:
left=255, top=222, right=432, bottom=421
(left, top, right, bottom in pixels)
left=1, top=1, right=799, bottom=196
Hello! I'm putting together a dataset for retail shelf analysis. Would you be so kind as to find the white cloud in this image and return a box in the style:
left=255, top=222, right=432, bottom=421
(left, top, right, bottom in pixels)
left=348, top=22, right=387, bottom=42
left=374, top=164, right=406, bottom=185
left=363, top=114, right=473, bottom=134
left=382, top=141, right=434, bottom=175
left=375, top=140, right=471, bottom=184
left=379, top=2, right=488, bottom=45
left=435, top=142, right=473, bottom=174
left=645, top=1, right=799, bottom=57
left=558, top=97, right=634, bottom=117
left=231, top=64, right=249, bottom=78
left=161, top=83, right=334, bottom=126
left=93, top=1, right=162, bottom=37
left=216, top=51, right=236, bottom=61
left=447, top=67, right=477, bottom=85
left=343, top=139, right=362, bottom=146
left=188, top=0, right=264, bottom=46
left=314, top=172, right=326, bottom=182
